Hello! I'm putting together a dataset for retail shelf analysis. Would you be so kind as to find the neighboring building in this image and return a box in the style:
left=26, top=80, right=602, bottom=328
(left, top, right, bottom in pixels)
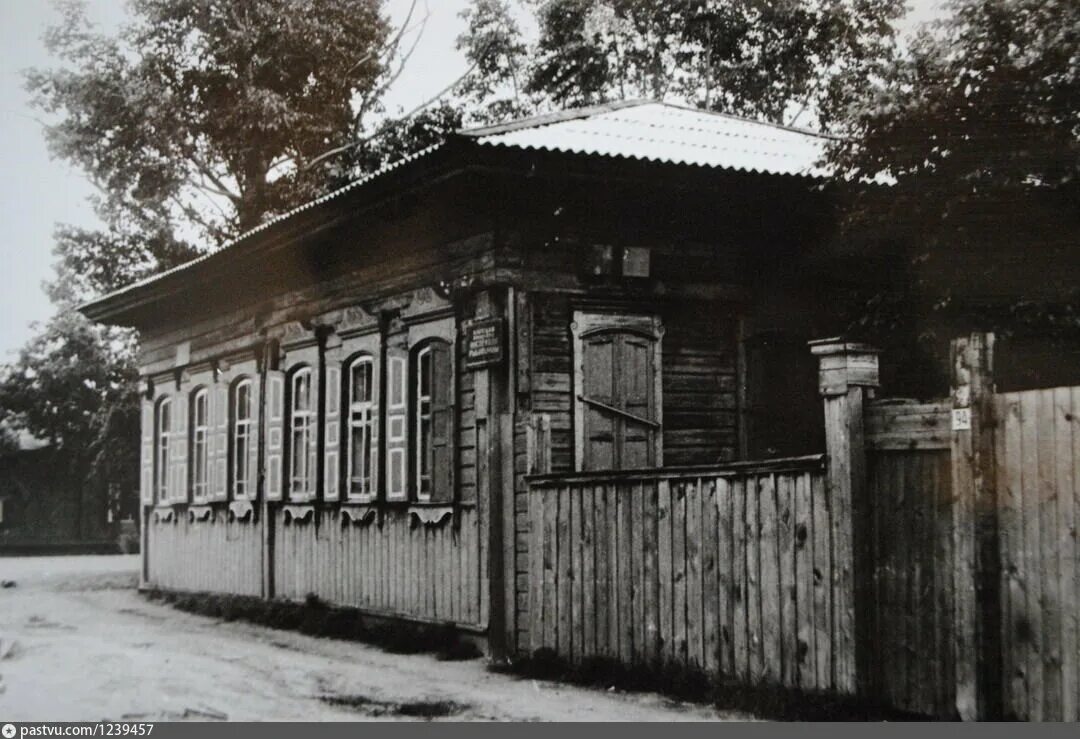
left=80, top=101, right=853, bottom=652
left=0, top=444, right=134, bottom=553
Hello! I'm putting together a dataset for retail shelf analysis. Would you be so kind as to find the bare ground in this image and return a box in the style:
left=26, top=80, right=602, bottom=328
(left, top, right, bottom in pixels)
left=0, top=555, right=753, bottom=722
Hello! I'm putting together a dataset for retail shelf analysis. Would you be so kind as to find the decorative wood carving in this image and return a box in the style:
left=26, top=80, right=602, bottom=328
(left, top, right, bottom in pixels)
left=283, top=504, right=315, bottom=524
left=188, top=505, right=214, bottom=523
left=409, top=506, right=454, bottom=528
left=228, top=500, right=255, bottom=522
left=341, top=506, right=377, bottom=526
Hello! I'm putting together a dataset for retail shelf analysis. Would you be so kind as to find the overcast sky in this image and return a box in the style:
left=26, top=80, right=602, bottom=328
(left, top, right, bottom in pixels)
left=0, top=0, right=945, bottom=360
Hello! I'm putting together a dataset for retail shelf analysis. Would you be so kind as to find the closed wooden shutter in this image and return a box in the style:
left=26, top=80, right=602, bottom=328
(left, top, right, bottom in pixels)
left=171, top=392, right=189, bottom=503
left=211, top=383, right=228, bottom=501
left=385, top=349, right=408, bottom=501
left=578, top=326, right=661, bottom=472
left=323, top=364, right=341, bottom=501
left=429, top=341, right=455, bottom=503
left=140, top=398, right=154, bottom=505
left=265, top=370, right=285, bottom=501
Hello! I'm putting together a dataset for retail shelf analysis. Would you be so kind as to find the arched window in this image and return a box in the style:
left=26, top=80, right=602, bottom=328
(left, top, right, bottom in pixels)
left=155, top=397, right=172, bottom=503
left=232, top=379, right=253, bottom=498
left=346, top=356, right=376, bottom=498
left=411, top=340, right=453, bottom=502
left=190, top=388, right=210, bottom=500
left=289, top=367, right=317, bottom=496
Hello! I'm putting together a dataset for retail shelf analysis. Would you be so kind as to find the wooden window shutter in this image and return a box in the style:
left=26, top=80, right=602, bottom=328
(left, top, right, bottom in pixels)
left=323, top=365, right=341, bottom=501
left=140, top=398, right=154, bottom=505
left=265, top=370, right=286, bottom=501
left=385, top=349, right=408, bottom=501
left=211, top=384, right=228, bottom=501
left=171, top=393, right=189, bottom=503
left=429, top=341, right=455, bottom=503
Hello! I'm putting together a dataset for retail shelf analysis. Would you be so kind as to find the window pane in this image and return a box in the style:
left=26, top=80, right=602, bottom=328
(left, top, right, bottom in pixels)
left=350, top=420, right=366, bottom=492
left=419, top=350, right=431, bottom=395
left=236, top=382, right=250, bottom=421
left=351, top=360, right=372, bottom=405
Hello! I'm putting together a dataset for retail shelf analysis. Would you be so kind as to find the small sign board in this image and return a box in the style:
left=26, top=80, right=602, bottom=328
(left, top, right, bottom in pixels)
left=952, top=408, right=972, bottom=432
left=463, top=317, right=505, bottom=370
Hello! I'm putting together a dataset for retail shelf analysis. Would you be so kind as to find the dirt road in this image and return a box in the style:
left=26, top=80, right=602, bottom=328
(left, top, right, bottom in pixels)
left=0, top=555, right=751, bottom=722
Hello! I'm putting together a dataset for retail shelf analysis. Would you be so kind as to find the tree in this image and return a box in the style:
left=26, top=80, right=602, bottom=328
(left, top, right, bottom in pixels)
left=828, top=0, right=1080, bottom=387
left=457, top=0, right=907, bottom=128
left=3, top=0, right=439, bottom=503
left=0, top=309, right=138, bottom=477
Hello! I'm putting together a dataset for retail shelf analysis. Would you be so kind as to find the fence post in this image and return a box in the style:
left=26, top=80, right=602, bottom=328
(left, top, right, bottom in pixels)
left=810, top=338, right=879, bottom=697
left=949, top=333, right=999, bottom=720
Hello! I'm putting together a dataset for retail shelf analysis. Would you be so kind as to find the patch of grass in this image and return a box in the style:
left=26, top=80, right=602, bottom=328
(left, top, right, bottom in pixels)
left=497, top=648, right=926, bottom=722
left=142, top=589, right=481, bottom=662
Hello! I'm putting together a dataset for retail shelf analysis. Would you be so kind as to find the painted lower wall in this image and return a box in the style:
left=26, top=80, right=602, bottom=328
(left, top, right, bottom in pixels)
left=146, top=508, right=262, bottom=596
left=144, top=504, right=487, bottom=631
left=273, top=506, right=485, bottom=629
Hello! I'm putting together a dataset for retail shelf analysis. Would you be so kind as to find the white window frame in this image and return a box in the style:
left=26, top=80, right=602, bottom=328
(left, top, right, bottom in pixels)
left=190, top=388, right=210, bottom=500
left=346, top=356, right=377, bottom=500
left=155, top=397, right=171, bottom=503
left=289, top=367, right=317, bottom=497
left=232, top=379, right=252, bottom=499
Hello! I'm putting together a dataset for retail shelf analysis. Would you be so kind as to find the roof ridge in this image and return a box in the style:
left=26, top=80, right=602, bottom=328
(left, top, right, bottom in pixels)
left=644, top=99, right=840, bottom=141
left=456, top=99, right=653, bottom=138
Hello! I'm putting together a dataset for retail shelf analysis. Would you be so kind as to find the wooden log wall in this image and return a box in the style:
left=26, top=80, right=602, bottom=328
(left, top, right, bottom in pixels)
left=272, top=506, right=485, bottom=628
left=996, top=387, right=1080, bottom=721
left=528, top=294, right=739, bottom=474
left=866, top=447, right=957, bottom=717
left=146, top=511, right=262, bottom=597
left=525, top=458, right=849, bottom=693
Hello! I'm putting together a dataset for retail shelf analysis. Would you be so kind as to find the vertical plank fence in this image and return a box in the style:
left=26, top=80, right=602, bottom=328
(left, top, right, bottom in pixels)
left=526, top=456, right=851, bottom=694
left=995, top=387, right=1080, bottom=721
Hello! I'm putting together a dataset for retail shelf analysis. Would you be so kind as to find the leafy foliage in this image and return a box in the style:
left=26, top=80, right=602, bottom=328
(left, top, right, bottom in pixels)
left=3, top=0, right=422, bottom=494
left=457, top=0, right=906, bottom=127
left=28, top=0, right=393, bottom=244
left=0, top=310, right=138, bottom=482
left=829, top=0, right=1080, bottom=354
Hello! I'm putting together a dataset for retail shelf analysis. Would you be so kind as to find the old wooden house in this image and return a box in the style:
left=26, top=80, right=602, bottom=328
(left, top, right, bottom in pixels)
left=80, top=100, right=1080, bottom=721
left=80, top=98, right=849, bottom=657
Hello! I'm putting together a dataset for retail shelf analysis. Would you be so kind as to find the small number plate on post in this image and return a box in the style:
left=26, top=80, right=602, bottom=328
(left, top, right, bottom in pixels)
left=952, top=408, right=972, bottom=431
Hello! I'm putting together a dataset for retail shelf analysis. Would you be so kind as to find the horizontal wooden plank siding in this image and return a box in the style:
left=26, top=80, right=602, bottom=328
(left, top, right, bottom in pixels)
left=525, top=457, right=849, bottom=694
left=146, top=511, right=262, bottom=597
left=867, top=401, right=951, bottom=451
left=272, top=506, right=484, bottom=629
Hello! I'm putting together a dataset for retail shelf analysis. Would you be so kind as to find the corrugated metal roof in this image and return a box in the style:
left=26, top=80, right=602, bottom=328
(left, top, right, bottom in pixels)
left=82, top=101, right=834, bottom=318
left=81, top=143, right=444, bottom=315
left=463, top=100, right=833, bottom=178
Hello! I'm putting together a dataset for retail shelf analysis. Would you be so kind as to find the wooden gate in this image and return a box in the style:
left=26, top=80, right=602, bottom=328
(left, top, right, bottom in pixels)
left=865, top=400, right=958, bottom=717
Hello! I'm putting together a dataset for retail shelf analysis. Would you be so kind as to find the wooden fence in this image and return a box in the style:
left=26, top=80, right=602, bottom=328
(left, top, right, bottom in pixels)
left=526, top=456, right=851, bottom=694
left=996, top=387, right=1080, bottom=721
left=862, top=349, right=1080, bottom=720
